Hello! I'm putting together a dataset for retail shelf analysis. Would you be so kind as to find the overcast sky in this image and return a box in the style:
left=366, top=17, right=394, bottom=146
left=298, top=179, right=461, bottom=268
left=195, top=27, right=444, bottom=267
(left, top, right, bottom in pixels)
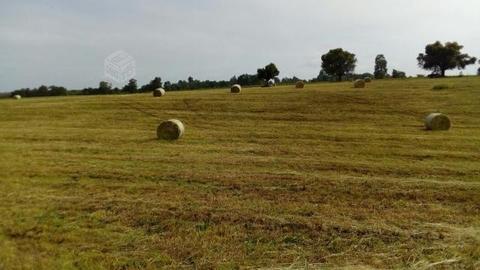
left=1, top=0, right=479, bottom=90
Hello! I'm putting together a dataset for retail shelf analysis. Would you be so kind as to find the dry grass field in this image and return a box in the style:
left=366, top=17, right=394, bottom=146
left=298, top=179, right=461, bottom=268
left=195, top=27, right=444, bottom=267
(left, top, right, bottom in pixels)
left=0, top=77, right=479, bottom=269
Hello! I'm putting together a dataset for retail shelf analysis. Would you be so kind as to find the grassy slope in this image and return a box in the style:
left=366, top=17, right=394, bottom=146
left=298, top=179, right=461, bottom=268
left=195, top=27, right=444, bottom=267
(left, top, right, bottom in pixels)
left=0, top=78, right=479, bottom=269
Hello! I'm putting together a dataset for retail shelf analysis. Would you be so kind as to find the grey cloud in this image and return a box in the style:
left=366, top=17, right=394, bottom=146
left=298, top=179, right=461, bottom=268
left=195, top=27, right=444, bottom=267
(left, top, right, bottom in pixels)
left=0, top=0, right=479, bottom=90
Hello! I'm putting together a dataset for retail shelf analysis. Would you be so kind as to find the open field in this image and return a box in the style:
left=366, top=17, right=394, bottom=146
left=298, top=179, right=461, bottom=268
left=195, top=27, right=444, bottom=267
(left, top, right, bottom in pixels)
left=0, top=78, right=479, bottom=269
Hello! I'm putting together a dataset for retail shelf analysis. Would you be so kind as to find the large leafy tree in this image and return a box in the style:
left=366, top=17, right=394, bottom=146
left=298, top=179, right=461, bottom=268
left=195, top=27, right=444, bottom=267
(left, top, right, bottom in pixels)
left=321, top=48, right=357, bottom=81
left=148, top=77, right=162, bottom=90
left=140, top=77, right=162, bottom=92
left=98, top=81, right=112, bottom=94
left=123, top=78, right=138, bottom=93
left=374, top=54, right=388, bottom=79
left=48, top=85, right=67, bottom=96
left=257, top=63, right=280, bottom=85
left=316, top=69, right=331, bottom=82
left=417, top=41, right=477, bottom=77
left=38, top=85, right=49, bottom=96
left=236, top=74, right=261, bottom=86
left=392, top=69, right=406, bottom=79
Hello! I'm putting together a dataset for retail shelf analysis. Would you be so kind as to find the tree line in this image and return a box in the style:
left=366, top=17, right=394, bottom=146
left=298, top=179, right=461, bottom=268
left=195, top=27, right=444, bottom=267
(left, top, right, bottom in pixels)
left=10, top=85, right=68, bottom=98
left=10, top=41, right=480, bottom=98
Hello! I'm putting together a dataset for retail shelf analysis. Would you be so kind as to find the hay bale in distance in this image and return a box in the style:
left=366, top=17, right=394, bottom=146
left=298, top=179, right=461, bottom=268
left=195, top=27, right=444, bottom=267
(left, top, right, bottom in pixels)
left=157, top=119, right=185, bottom=140
left=153, top=88, right=166, bottom=97
left=13, top=95, right=22, bottom=100
left=353, top=79, right=366, bottom=88
left=231, top=84, right=242, bottom=93
left=268, top=79, right=276, bottom=87
left=296, top=81, right=305, bottom=89
left=425, top=113, right=451, bottom=131
left=364, top=77, right=372, bottom=83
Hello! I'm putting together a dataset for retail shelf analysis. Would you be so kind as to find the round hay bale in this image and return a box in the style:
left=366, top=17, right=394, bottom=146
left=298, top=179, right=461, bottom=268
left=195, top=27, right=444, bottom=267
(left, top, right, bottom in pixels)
left=268, top=80, right=276, bottom=87
left=231, top=84, right=242, bottom=93
left=425, top=113, right=451, bottom=131
left=295, top=81, right=305, bottom=89
left=353, top=79, right=366, bottom=88
left=153, top=88, right=166, bottom=97
left=13, top=95, right=22, bottom=100
left=157, top=119, right=185, bottom=140
left=364, top=77, right=372, bottom=83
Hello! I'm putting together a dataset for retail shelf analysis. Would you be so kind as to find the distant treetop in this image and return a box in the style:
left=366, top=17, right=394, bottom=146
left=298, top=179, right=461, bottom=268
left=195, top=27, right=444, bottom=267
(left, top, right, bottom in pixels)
left=321, top=48, right=357, bottom=81
left=257, top=63, right=280, bottom=86
left=417, top=41, right=477, bottom=77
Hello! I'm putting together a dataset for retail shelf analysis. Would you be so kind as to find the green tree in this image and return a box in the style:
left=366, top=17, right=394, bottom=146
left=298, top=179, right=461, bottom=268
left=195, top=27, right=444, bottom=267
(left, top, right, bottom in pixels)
left=187, top=76, right=201, bottom=89
left=150, top=77, right=162, bottom=88
left=392, top=69, right=406, bottom=79
left=321, top=48, right=357, bottom=81
left=38, top=85, right=49, bottom=96
left=316, top=69, right=331, bottom=82
left=148, top=77, right=162, bottom=90
left=123, top=79, right=138, bottom=93
left=237, top=74, right=261, bottom=86
left=98, top=81, right=112, bottom=94
left=49, top=86, right=67, bottom=96
left=257, top=63, right=280, bottom=85
left=140, top=77, right=162, bottom=92
left=417, top=41, right=477, bottom=77
left=374, top=54, right=388, bottom=79
left=163, top=81, right=172, bottom=90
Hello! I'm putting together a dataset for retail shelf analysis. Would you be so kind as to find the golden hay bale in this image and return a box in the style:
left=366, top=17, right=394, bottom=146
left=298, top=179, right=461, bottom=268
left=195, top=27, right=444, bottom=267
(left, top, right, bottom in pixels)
left=157, top=119, right=185, bottom=140
left=425, top=113, right=451, bottom=131
left=153, top=88, right=166, bottom=97
left=296, top=81, right=305, bottom=89
left=364, top=77, right=372, bottom=83
left=353, top=79, right=366, bottom=88
left=13, top=95, right=22, bottom=100
left=231, top=84, right=242, bottom=93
